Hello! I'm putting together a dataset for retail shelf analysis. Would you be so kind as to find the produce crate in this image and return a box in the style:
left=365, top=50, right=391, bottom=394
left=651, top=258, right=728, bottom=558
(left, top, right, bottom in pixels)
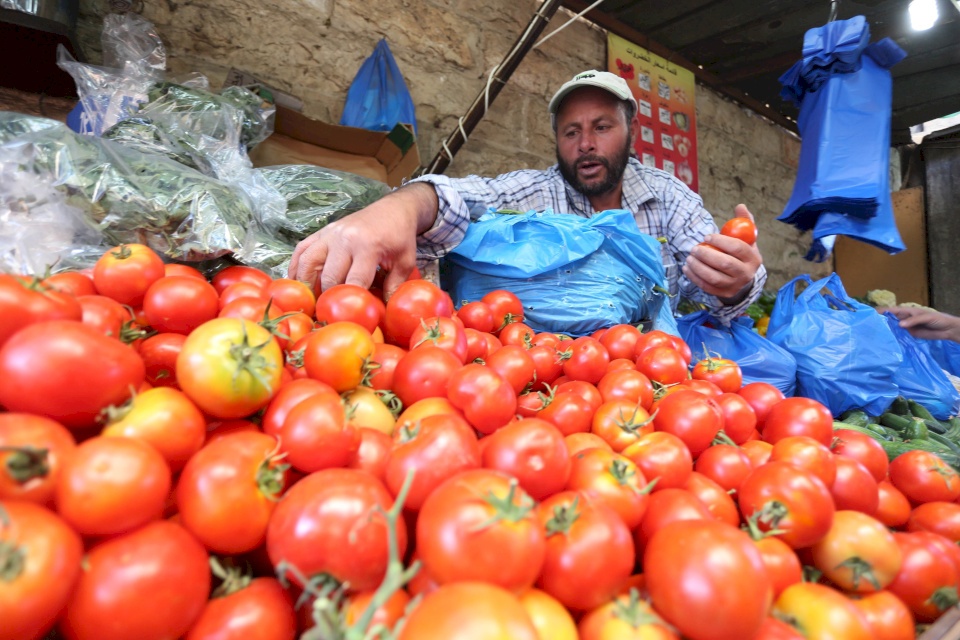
left=920, top=608, right=960, bottom=640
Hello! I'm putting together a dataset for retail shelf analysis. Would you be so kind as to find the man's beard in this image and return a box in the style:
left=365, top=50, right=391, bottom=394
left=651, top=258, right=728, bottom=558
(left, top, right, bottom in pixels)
left=557, top=135, right=632, bottom=198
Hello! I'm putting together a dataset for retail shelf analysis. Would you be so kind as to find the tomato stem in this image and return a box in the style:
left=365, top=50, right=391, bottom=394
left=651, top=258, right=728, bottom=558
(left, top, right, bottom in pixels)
left=928, top=586, right=960, bottom=612
left=209, top=556, right=252, bottom=598
left=228, top=323, right=278, bottom=392
left=0, top=446, right=50, bottom=484
left=613, top=588, right=673, bottom=631
left=835, top=557, right=880, bottom=591
left=469, top=478, right=534, bottom=532
left=543, top=496, right=581, bottom=537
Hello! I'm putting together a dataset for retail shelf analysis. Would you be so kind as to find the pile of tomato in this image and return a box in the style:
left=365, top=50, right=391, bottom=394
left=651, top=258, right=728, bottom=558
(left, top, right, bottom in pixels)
left=3, top=243, right=960, bottom=640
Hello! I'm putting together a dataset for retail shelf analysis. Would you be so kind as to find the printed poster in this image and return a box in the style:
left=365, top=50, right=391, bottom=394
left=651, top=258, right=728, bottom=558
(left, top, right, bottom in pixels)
left=608, top=33, right=698, bottom=192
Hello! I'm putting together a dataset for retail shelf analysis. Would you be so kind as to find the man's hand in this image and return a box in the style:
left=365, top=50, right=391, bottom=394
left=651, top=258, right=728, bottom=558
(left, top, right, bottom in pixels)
left=288, top=182, right=439, bottom=299
left=881, top=306, right=960, bottom=343
left=682, top=204, right=763, bottom=304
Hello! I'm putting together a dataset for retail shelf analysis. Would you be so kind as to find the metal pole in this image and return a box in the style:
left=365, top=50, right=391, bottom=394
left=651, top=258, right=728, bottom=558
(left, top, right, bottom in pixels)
left=420, top=0, right=564, bottom=176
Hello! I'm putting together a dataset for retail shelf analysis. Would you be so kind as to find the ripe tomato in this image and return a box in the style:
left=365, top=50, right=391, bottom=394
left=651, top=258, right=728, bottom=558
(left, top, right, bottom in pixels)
left=811, top=510, right=901, bottom=593
left=341, top=587, right=409, bottom=632
left=741, top=438, right=773, bottom=467
left=720, top=217, right=758, bottom=244
left=632, top=488, right=714, bottom=557
left=383, top=280, right=453, bottom=346
left=538, top=390, right=594, bottom=436
left=679, top=377, right=724, bottom=397
left=716, top=392, right=758, bottom=444
left=348, top=427, right=393, bottom=482
left=753, top=616, right=805, bottom=640
left=769, top=435, right=837, bottom=487
left=92, top=243, right=165, bottom=307
left=754, top=535, right=803, bottom=598
left=591, top=400, right=654, bottom=452
left=694, top=443, right=753, bottom=494
left=486, top=344, right=536, bottom=395
left=177, top=431, right=287, bottom=555
left=260, top=378, right=335, bottom=435
left=578, top=589, right=678, bottom=640
left=366, top=342, right=407, bottom=391
left=683, top=470, right=741, bottom=527
left=889, top=449, right=960, bottom=504
left=456, top=300, right=495, bottom=333
left=563, top=337, right=610, bottom=385
left=773, top=582, right=872, bottom=640
left=55, top=436, right=171, bottom=536
left=101, top=387, right=206, bottom=471
left=0, top=501, right=83, bottom=640
left=177, top=318, right=284, bottom=419
left=392, top=345, right=463, bottom=407
left=691, top=356, right=743, bottom=393
left=653, top=390, right=723, bottom=456
left=566, top=448, right=652, bottom=529
left=498, top=320, right=535, bottom=347
left=315, top=283, right=384, bottom=332
left=446, top=363, right=517, bottom=434
left=536, top=491, right=635, bottom=611
left=138, top=332, right=186, bottom=389
left=163, top=263, right=205, bottom=279
left=762, top=397, right=833, bottom=446
left=60, top=521, right=211, bottom=640
left=276, top=390, right=359, bottom=473
left=482, top=289, right=524, bottom=330
left=852, top=590, right=916, bottom=640
left=76, top=294, right=131, bottom=339
left=266, top=468, right=406, bottom=592
left=621, top=431, right=693, bottom=491
left=527, top=344, right=564, bottom=391
left=832, top=428, right=889, bottom=483
left=211, top=265, right=272, bottom=294
left=0, top=275, right=83, bottom=348
left=398, top=582, right=538, bottom=640
left=343, top=386, right=397, bottom=435
left=0, top=414, right=75, bottom=506
left=876, top=479, right=912, bottom=528
left=417, top=469, right=545, bottom=592
left=302, top=321, right=375, bottom=392
left=646, top=519, right=772, bottom=640
left=738, top=461, right=835, bottom=549
left=565, top=432, right=613, bottom=455
left=831, top=456, right=880, bottom=515
left=218, top=281, right=269, bottom=309
left=264, top=278, right=315, bottom=316
left=143, top=276, right=220, bottom=335
left=394, top=396, right=462, bottom=429
left=185, top=577, right=296, bottom=640
left=519, top=589, right=579, bottom=640
left=0, top=320, right=144, bottom=429
left=385, top=412, right=480, bottom=511
left=908, top=501, right=960, bottom=542
left=886, top=532, right=960, bottom=622
left=737, top=382, right=785, bottom=428
left=597, top=368, right=654, bottom=409
left=633, top=330, right=675, bottom=358
left=598, top=324, right=643, bottom=361
left=410, top=316, right=469, bottom=363
left=43, top=270, right=96, bottom=297
left=635, top=346, right=688, bottom=385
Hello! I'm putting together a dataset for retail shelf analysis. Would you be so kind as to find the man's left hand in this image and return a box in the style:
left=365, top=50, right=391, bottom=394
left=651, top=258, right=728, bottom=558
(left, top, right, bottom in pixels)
left=682, top=204, right=763, bottom=304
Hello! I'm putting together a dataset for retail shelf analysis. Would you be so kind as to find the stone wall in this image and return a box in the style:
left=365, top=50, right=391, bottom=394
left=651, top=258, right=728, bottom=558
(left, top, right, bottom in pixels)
left=74, top=0, right=831, bottom=289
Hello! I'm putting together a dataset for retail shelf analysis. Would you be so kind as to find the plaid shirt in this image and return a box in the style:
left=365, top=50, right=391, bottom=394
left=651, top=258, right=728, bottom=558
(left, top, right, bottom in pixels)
left=409, top=157, right=766, bottom=324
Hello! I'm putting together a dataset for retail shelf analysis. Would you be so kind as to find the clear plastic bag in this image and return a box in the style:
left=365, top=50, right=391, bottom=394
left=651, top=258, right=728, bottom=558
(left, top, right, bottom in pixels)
left=257, top=164, right=389, bottom=238
left=0, top=145, right=106, bottom=275
left=0, top=112, right=258, bottom=262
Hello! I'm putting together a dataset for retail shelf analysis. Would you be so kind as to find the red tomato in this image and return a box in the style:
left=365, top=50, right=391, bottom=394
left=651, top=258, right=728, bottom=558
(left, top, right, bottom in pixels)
left=596, top=368, right=654, bottom=409
left=653, top=389, right=723, bottom=456
left=446, top=362, right=517, bottom=434
left=348, top=427, right=393, bottom=482
left=0, top=414, right=75, bottom=506
left=218, top=281, right=269, bottom=309
left=832, top=428, right=889, bottom=483
left=392, top=345, right=463, bottom=407
left=211, top=265, right=272, bottom=295
left=887, top=532, right=960, bottom=622
left=538, top=391, right=594, bottom=436
left=536, top=491, right=635, bottom=611
left=679, top=377, right=724, bottom=397
left=811, top=510, right=902, bottom=593
left=266, top=468, right=406, bottom=592
left=527, top=344, right=564, bottom=391
left=753, top=616, right=805, bottom=640
left=578, top=590, right=678, bottom=640
left=302, top=321, right=375, bottom=392
left=177, top=431, right=287, bottom=555
left=366, top=342, right=407, bottom=392
left=889, top=450, right=960, bottom=504
left=0, top=501, right=83, bottom=640
left=481, top=418, right=571, bottom=500
left=633, top=488, right=714, bottom=556
left=417, top=469, right=546, bottom=592
left=831, top=456, right=880, bottom=515
left=773, top=582, right=872, bottom=640
left=410, top=316, right=469, bottom=363
left=498, top=321, right=535, bottom=347
left=769, top=435, right=837, bottom=488
left=185, top=577, right=296, bottom=640
left=92, top=243, right=165, bottom=307
left=43, top=270, right=96, bottom=297
left=397, top=582, right=538, bottom=640
left=635, top=346, right=688, bottom=386
left=260, top=378, right=335, bottom=436
left=694, top=443, right=752, bottom=494
left=598, top=324, right=642, bottom=361
left=621, top=431, right=693, bottom=491
left=76, top=294, right=131, bottom=338
left=645, top=519, right=772, bottom=640
left=55, top=436, right=170, bottom=536
left=738, top=461, right=835, bottom=549
left=60, top=521, right=211, bottom=640
left=559, top=337, right=608, bottom=385
left=177, top=318, right=284, bottom=419
left=715, top=392, right=758, bottom=444
left=762, top=397, right=834, bottom=446
left=590, top=400, right=653, bottom=452
left=163, top=263, right=205, bottom=279
left=737, top=382, right=785, bottom=428
left=565, top=432, right=614, bottom=455
left=852, top=590, right=916, bottom=640
left=741, top=439, right=773, bottom=467
left=684, top=470, right=741, bottom=527
left=486, top=344, right=536, bottom=395
left=0, top=275, right=84, bottom=348
left=482, top=289, right=524, bottom=330
left=908, top=501, right=960, bottom=542
left=456, top=300, right=495, bottom=333
left=315, top=283, right=384, bottom=332
left=264, top=278, right=316, bottom=316
left=876, top=479, right=912, bottom=528
left=276, top=390, right=359, bottom=473
left=341, top=587, right=410, bottom=632
left=755, top=535, right=803, bottom=598
left=463, top=327, right=492, bottom=363
left=0, top=320, right=144, bottom=429
left=567, top=447, right=653, bottom=529
left=384, top=412, right=480, bottom=511
left=383, top=280, right=453, bottom=346
left=720, top=217, right=758, bottom=244
left=633, top=330, right=675, bottom=358
left=691, top=356, right=743, bottom=393
left=143, top=276, right=220, bottom=335
left=138, top=333, right=186, bottom=389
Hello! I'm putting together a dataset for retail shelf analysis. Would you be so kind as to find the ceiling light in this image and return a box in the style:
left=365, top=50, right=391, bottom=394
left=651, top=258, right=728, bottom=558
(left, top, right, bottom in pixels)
left=909, top=0, right=939, bottom=30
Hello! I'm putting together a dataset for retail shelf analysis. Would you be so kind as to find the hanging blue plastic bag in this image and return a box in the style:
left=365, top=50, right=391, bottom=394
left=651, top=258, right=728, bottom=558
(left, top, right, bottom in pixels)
left=881, top=313, right=960, bottom=419
left=443, top=209, right=677, bottom=337
left=340, top=39, right=417, bottom=133
left=925, top=339, right=960, bottom=378
left=765, top=273, right=902, bottom=416
left=677, top=311, right=798, bottom=396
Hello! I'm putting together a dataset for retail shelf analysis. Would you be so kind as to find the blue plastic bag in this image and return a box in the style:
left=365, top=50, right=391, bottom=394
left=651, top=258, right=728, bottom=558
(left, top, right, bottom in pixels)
left=925, top=339, right=960, bottom=378
left=677, top=311, right=798, bottom=396
left=881, top=313, right=960, bottom=419
left=765, top=273, right=902, bottom=416
left=340, top=39, right=417, bottom=133
left=443, top=209, right=678, bottom=337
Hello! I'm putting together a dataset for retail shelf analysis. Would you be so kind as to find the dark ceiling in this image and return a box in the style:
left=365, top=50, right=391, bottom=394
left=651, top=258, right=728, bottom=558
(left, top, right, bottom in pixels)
left=563, top=0, right=960, bottom=145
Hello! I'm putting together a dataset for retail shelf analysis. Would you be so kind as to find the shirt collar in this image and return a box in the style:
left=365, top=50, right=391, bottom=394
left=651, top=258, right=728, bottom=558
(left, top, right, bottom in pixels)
left=551, top=157, right=658, bottom=215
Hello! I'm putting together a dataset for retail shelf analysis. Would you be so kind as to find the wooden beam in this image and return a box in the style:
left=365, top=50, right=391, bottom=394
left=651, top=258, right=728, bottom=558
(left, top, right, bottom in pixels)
left=561, top=0, right=799, bottom=133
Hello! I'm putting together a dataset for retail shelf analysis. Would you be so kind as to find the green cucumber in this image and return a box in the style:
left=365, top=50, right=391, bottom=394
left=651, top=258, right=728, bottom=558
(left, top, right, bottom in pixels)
left=888, top=396, right=911, bottom=417
left=839, top=409, right=872, bottom=428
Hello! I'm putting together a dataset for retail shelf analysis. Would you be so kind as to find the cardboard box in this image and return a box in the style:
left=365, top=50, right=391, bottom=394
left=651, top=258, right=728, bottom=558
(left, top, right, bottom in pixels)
left=249, top=105, right=421, bottom=188
left=834, top=186, right=929, bottom=306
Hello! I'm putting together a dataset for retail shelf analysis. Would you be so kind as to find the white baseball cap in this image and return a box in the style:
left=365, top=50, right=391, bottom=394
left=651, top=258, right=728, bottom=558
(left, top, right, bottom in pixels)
left=548, top=70, right=638, bottom=115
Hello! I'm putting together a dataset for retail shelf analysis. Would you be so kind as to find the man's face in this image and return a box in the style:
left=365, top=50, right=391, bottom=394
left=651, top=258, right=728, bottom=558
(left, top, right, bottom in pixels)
left=555, top=87, right=636, bottom=198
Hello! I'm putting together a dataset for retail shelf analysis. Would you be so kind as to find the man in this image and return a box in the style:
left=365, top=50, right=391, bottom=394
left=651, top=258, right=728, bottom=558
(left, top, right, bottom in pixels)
left=290, top=70, right=765, bottom=323
left=884, top=306, right=960, bottom=343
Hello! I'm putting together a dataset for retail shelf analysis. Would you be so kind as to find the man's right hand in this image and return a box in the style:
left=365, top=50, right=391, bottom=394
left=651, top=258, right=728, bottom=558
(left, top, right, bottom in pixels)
left=288, top=182, right=440, bottom=299
left=881, top=306, right=960, bottom=343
